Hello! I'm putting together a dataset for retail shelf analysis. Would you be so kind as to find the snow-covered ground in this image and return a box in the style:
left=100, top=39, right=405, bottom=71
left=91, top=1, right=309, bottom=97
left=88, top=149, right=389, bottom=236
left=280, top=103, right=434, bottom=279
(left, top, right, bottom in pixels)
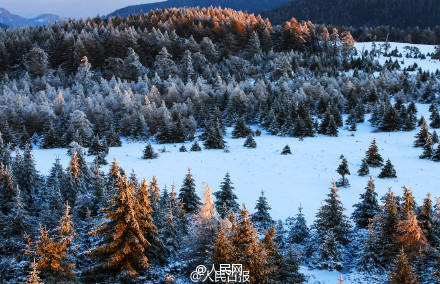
left=32, top=103, right=438, bottom=228
left=355, top=41, right=439, bottom=73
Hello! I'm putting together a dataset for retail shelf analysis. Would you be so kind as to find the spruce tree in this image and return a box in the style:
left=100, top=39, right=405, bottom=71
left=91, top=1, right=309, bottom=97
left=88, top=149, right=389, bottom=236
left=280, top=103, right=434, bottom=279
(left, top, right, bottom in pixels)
left=281, top=144, right=292, bottom=155
left=214, top=172, right=239, bottom=218
left=317, top=229, right=344, bottom=271
left=142, top=142, right=158, bottom=159
left=378, top=159, right=397, bottom=178
left=365, top=138, right=384, bottom=167
left=190, top=140, right=202, bottom=151
left=277, top=246, right=305, bottom=283
left=326, top=114, right=339, bottom=137
left=179, top=145, right=187, bottom=152
left=432, top=130, right=439, bottom=144
left=252, top=190, right=274, bottom=231
left=178, top=168, right=201, bottom=214
left=418, top=193, right=434, bottom=244
left=41, top=119, right=60, bottom=149
left=0, top=132, right=12, bottom=166
left=287, top=205, right=310, bottom=244
left=88, top=172, right=161, bottom=276
left=336, top=158, right=350, bottom=187
left=358, top=159, right=370, bottom=176
left=433, top=143, right=440, bottom=161
left=211, top=221, right=234, bottom=266
left=388, top=247, right=419, bottom=284
left=352, top=176, right=380, bottom=228
left=414, top=120, right=431, bottom=147
left=419, top=135, right=434, bottom=159
left=380, top=104, right=401, bottom=131
left=356, top=222, right=383, bottom=272
left=396, top=211, right=427, bottom=259
left=203, top=119, right=226, bottom=149
left=232, top=116, right=253, bottom=138
left=430, top=108, right=440, bottom=128
left=243, top=134, right=257, bottom=148
left=379, top=188, right=400, bottom=263
left=155, top=113, right=172, bottom=144
left=105, top=123, right=122, bottom=147
left=23, top=259, right=43, bottom=284
left=312, top=182, right=351, bottom=246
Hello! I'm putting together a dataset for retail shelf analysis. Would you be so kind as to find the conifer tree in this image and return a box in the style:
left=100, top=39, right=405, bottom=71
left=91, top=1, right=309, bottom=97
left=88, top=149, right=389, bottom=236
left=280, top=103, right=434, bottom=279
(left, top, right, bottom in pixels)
left=243, top=134, right=257, bottom=148
left=142, top=142, right=158, bottom=159
left=396, top=211, right=427, bottom=259
left=252, top=190, right=274, bottom=231
left=433, top=143, right=440, bottom=161
left=155, top=113, right=172, bottom=144
left=316, top=229, right=344, bottom=271
left=273, top=219, right=287, bottom=249
left=41, top=119, right=60, bottom=149
left=211, top=221, right=234, bottom=266
left=214, top=172, right=239, bottom=218
left=232, top=204, right=270, bottom=283
left=281, top=144, right=292, bottom=155
left=105, top=123, right=122, bottom=147
left=336, top=158, right=350, bottom=187
left=178, top=168, right=201, bottom=214
left=88, top=172, right=161, bottom=276
left=356, top=222, right=383, bottom=272
left=232, top=117, right=253, bottom=138
left=277, top=245, right=305, bottom=283
left=358, top=159, right=370, bottom=176
left=64, top=151, right=87, bottom=204
left=414, top=120, right=431, bottom=147
left=378, top=159, right=397, bottom=178
left=388, top=247, right=419, bottom=284
left=430, top=108, right=440, bottom=128
left=179, top=145, right=187, bottom=152
left=419, top=135, right=434, bottom=159
left=189, top=183, right=219, bottom=264
left=262, top=226, right=282, bottom=281
left=0, top=132, right=12, bottom=166
left=432, top=130, right=439, bottom=144
left=288, top=205, right=310, bottom=244
left=312, top=182, right=351, bottom=246
left=379, top=188, right=399, bottom=262
left=401, top=186, right=416, bottom=218
left=326, top=115, right=339, bottom=137
left=203, top=119, right=227, bottom=149
left=23, top=259, right=43, bottom=284
left=418, top=193, right=434, bottom=243
left=190, top=140, right=202, bottom=151
left=380, top=104, right=401, bottom=131
left=1, top=121, right=17, bottom=148
left=365, top=138, right=384, bottom=167
left=352, top=176, right=380, bottom=228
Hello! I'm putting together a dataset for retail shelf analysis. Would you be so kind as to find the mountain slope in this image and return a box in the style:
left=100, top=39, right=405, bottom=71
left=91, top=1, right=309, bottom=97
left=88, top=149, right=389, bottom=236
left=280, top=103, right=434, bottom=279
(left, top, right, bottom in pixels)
left=109, top=0, right=292, bottom=17
left=0, top=8, right=66, bottom=28
left=262, top=0, right=440, bottom=28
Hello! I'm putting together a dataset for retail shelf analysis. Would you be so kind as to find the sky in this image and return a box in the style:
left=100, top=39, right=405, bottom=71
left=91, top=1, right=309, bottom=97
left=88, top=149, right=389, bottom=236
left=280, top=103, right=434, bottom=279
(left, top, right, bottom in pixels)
left=0, top=0, right=161, bottom=19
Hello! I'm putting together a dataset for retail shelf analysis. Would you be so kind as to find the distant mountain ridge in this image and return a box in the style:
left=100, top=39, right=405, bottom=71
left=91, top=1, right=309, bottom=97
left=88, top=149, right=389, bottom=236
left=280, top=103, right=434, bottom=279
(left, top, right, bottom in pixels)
left=261, top=0, right=440, bottom=28
left=0, top=8, right=66, bottom=28
left=108, top=0, right=292, bottom=17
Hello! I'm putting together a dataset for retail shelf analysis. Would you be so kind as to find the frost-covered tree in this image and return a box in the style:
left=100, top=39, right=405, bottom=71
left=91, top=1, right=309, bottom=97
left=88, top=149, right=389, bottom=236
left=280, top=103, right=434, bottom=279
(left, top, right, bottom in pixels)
left=336, top=157, right=350, bottom=187
left=214, top=172, right=239, bottom=218
left=232, top=117, right=253, bottom=138
left=378, top=159, right=397, bottom=178
left=352, top=176, right=379, bottom=228
left=358, top=159, right=370, bottom=176
left=178, top=168, right=201, bottom=214
left=281, top=144, right=292, bottom=155
left=365, top=138, right=383, bottom=167
left=414, top=120, right=431, bottom=148
left=252, top=190, right=274, bottom=231
left=288, top=205, right=310, bottom=244
left=142, top=142, right=158, bottom=159
left=243, top=134, right=257, bottom=148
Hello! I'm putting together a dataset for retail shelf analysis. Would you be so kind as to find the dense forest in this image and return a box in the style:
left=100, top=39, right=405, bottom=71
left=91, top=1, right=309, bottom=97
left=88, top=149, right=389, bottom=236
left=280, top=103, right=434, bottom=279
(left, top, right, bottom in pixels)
left=262, top=0, right=440, bottom=29
left=0, top=6, right=440, bottom=283
left=108, top=0, right=292, bottom=18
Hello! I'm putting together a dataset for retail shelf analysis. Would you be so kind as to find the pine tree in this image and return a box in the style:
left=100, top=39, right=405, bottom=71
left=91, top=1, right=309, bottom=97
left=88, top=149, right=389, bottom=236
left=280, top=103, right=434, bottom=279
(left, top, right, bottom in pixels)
left=23, top=259, right=43, bottom=284
left=232, top=117, right=253, bottom=138
left=388, top=247, right=419, bottom=284
left=211, top=221, right=234, bottom=266
left=277, top=246, right=305, bottom=283
left=262, top=226, right=282, bottom=282
left=252, top=190, right=274, bottom=231
left=0, top=132, right=12, bottom=166
left=15, top=144, right=41, bottom=211
left=232, top=204, right=270, bottom=283
left=430, top=108, right=440, bottom=128
left=189, top=183, right=219, bottom=264
left=326, top=114, right=339, bottom=136
left=419, top=135, right=434, bottom=159
left=414, top=120, right=431, bottom=147
left=142, top=142, right=158, bottom=159
left=190, top=140, right=202, bottom=151
left=418, top=193, right=434, bottom=243
left=88, top=172, right=161, bottom=276
left=312, top=182, right=351, bottom=246
left=396, top=211, right=427, bottom=259
left=203, top=119, right=227, bottom=149
left=432, top=130, right=439, bottom=144
left=352, top=176, right=380, bottom=228
left=179, top=145, right=187, bottom=152
left=380, top=104, right=401, bottom=131
left=105, top=123, right=122, bottom=147
left=358, top=159, right=370, bottom=176
left=243, top=134, right=257, bottom=148
left=64, top=151, right=87, bottom=204
left=273, top=219, right=287, bottom=249
left=281, top=144, right=292, bottom=155
left=214, top=172, right=239, bottom=218
left=288, top=205, right=310, bottom=244
left=317, top=229, right=344, bottom=271
left=41, top=119, right=60, bottom=149
left=336, top=158, right=350, bottom=187
left=365, top=138, right=384, bottom=167
left=356, top=222, right=383, bottom=272
left=379, top=188, right=400, bottom=263
left=378, top=159, right=397, bottom=178
left=178, top=168, right=201, bottom=214
left=155, top=113, right=172, bottom=144
left=433, top=143, right=440, bottom=161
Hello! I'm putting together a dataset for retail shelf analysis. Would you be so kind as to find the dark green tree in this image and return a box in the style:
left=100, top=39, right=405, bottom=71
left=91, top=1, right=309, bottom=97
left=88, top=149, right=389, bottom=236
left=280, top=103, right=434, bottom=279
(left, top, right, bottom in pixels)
left=243, top=134, right=257, bottom=148
left=365, top=138, right=384, bottom=167
left=281, top=145, right=292, bottom=155
left=178, top=168, right=201, bottom=214
left=214, top=172, right=239, bottom=218
left=251, top=190, right=274, bottom=231
left=358, top=159, right=370, bottom=176
left=378, top=159, right=397, bottom=178
left=190, top=140, right=202, bottom=151
left=336, top=158, right=350, bottom=187
left=352, top=176, right=379, bottom=228
left=142, top=142, right=158, bottom=159
left=232, top=116, right=253, bottom=138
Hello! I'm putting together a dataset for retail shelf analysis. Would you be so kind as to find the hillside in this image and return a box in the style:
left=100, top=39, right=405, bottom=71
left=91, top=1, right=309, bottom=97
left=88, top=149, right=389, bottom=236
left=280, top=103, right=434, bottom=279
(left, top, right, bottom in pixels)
left=108, top=0, right=291, bottom=17
left=0, top=8, right=65, bottom=27
left=262, top=0, right=440, bottom=28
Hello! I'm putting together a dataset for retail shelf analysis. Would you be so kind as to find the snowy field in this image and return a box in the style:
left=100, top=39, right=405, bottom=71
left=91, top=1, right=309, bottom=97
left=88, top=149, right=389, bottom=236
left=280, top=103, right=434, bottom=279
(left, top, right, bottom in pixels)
left=356, top=41, right=439, bottom=73
left=28, top=42, right=440, bottom=283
